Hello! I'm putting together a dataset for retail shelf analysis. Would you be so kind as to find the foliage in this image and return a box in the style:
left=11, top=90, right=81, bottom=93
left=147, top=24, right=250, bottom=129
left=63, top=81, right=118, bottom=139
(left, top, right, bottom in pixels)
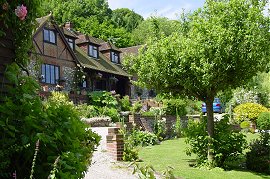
left=246, top=133, right=270, bottom=174
left=233, top=102, right=268, bottom=123
left=139, top=135, right=268, bottom=179
left=119, top=95, right=132, bottom=111
left=40, top=0, right=136, bottom=47
left=257, top=112, right=270, bottom=130
left=141, top=111, right=156, bottom=116
left=186, top=99, right=203, bottom=115
left=185, top=115, right=247, bottom=168
left=39, top=92, right=101, bottom=178
left=88, top=91, right=118, bottom=108
left=153, top=118, right=166, bottom=141
left=245, top=72, right=270, bottom=107
left=131, top=101, right=143, bottom=113
left=131, top=162, right=156, bottom=179
left=0, top=79, right=100, bottom=178
left=0, top=0, right=42, bottom=71
left=76, top=104, right=99, bottom=118
left=131, top=16, right=180, bottom=45
left=162, top=98, right=187, bottom=116
left=119, top=126, right=139, bottom=161
left=133, top=130, right=159, bottom=147
left=111, top=8, right=144, bottom=32
left=99, top=106, right=120, bottom=123
left=125, top=0, right=270, bottom=162
left=173, top=115, right=183, bottom=138
left=240, top=121, right=250, bottom=132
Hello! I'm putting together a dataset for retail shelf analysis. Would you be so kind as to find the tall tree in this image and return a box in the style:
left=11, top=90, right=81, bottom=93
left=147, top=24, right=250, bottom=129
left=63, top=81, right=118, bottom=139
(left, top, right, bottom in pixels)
left=131, top=17, right=180, bottom=45
left=125, top=0, right=270, bottom=163
left=112, top=8, right=144, bottom=32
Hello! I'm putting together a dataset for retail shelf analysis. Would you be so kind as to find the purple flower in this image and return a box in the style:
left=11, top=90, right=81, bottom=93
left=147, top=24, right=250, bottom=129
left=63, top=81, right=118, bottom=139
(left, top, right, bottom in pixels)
left=15, top=4, right=27, bottom=20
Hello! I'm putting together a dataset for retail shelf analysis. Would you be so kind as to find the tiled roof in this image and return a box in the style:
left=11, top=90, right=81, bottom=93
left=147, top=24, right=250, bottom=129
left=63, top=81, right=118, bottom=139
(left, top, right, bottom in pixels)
left=75, top=34, right=100, bottom=45
left=61, top=27, right=78, bottom=39
left=75, top=46, right=130, bottom=77
left=100, top=42, right=121, bottom=52
left=120, top=45, right=143, bottom=56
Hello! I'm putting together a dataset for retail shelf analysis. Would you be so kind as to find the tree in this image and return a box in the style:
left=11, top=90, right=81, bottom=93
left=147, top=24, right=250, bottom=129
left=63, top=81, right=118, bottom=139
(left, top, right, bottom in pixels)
left=131, top=16, right=180, bottom=45
left=125, top=0, right=270, bottom=164
left=112, top=8, right=144, bottom=32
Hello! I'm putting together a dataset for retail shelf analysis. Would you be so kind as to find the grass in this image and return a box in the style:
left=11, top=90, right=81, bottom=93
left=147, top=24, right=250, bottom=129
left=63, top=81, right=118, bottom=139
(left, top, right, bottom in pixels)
left=138, top=133, right=269, bottom=179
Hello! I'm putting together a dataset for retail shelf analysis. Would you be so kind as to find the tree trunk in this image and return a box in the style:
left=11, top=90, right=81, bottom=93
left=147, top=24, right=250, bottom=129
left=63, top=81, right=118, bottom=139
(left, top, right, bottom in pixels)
left=205, top=98, right=214, bottom=163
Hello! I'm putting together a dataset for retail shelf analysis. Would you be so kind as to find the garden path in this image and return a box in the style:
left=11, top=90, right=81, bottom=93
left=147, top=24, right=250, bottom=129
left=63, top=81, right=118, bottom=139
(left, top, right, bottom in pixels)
left=84, top=127, right=138, bottom=179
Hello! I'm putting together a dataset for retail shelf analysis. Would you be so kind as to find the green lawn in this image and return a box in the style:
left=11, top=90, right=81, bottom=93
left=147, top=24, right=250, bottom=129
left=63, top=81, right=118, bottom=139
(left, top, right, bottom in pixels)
left=138, top=133, right=269, bottom=179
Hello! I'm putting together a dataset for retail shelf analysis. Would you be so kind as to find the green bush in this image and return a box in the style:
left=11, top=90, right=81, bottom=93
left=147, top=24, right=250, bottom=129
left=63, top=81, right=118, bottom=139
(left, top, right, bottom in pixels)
left=119, top=95, right=131, bottom=111
left=141, top=111, right=156, bottom=116
left=76, top=104, right=99, bottom=118
left=257, top=112, right=270, bottom=130
left=153, top=119, right=166, bottom=141
left=233, top=102, right=268, bottom=123
left=185, top=115, right=247, bottom=168
left=131, top=101, right=142, bottom=113
left=162, top=99, right=187, bottom=116
left=0, top=79, right=100, bottom=178
left=120, top=127, right=139, bottom=162
left=246, top=133, right=270, bottom=174
left=99, top=107, right=120, bottom=123
left=130, top=129, right=159, bottom=147
left=88, top=91, right=118, bottom=108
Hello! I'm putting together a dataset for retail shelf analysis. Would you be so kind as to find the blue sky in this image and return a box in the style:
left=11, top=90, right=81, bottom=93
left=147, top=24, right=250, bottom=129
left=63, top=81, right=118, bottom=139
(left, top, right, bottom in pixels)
left=107, top=0, right=205, bottom=19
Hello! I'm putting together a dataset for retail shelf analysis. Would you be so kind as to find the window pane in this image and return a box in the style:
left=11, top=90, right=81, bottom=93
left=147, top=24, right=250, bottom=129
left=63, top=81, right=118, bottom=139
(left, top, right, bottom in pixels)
left=68, top=41, right=73, bottom=50
left=51, top=65, right=55, bottom=84
left=45, top=65, right=50, bottom=83
left=41, top=64, right=45, bottom=82
left=82, top=80, right=87, bottom=88
left=44, top=29, right=49, bottom=41
left=55, top=66, right=59, bottom=82
left=93, top=49, right=97, bottom=58
left=50, top=31, right=55, bottom=43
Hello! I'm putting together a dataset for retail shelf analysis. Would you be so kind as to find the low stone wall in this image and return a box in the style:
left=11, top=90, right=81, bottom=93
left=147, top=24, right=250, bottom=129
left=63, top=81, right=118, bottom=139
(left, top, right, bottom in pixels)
left=128, top=114, right=188, bottom=134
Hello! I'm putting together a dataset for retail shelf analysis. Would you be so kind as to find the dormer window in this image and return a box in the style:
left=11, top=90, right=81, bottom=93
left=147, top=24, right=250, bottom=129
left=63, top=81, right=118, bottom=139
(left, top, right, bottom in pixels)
left=66, top=37, right=75, bottom=50
left=43, top=28, right=56, bottom=44
left=88, top=44, right=98, bottom=58
left=111, top=51, right=120, bottom=63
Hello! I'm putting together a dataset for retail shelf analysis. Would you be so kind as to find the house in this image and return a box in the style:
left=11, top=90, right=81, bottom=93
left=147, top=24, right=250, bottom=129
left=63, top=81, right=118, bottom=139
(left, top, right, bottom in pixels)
left=120, top=45, right=155, bottom=99
left=29, top=15, right=131, bottom=101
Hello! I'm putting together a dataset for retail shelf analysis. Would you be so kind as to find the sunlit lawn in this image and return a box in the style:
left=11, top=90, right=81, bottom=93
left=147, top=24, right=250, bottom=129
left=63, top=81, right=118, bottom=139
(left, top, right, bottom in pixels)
left=139, top=133, right=269, bottom=179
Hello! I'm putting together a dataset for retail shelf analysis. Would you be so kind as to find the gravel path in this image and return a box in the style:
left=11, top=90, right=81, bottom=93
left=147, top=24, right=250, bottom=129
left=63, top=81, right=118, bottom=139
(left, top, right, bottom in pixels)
left=84, top=127, right=138, bottom=179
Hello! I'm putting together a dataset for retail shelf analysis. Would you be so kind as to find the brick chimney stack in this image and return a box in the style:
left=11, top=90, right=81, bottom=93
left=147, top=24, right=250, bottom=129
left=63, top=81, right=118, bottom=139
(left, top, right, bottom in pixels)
left=64, top=22, right=73, bottom=30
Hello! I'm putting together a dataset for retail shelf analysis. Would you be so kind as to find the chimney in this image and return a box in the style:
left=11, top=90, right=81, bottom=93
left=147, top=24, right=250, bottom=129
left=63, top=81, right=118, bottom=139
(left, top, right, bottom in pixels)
left=64, top=22, right=73, bottom=30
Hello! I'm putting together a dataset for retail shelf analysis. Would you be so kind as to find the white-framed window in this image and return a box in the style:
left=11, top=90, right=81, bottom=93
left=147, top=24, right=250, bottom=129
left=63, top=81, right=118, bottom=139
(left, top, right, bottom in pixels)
left=43, top=28, right=56, bottom=44
left=41, top=64, right=60, bottom=84
left=88, top=44, right=98, bottom=58
left=111, top=51, right=120, bottom=63
left=66, top=37, right=75, bottom=50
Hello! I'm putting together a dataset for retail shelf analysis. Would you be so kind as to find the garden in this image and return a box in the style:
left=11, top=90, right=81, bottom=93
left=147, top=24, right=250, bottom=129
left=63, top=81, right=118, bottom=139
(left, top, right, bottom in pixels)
left=1, top=0, right=270, bottom=178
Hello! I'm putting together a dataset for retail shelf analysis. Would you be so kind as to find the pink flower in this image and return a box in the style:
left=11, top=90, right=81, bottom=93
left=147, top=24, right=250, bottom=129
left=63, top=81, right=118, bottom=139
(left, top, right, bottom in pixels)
left=15, top=4, right=27, bottom=20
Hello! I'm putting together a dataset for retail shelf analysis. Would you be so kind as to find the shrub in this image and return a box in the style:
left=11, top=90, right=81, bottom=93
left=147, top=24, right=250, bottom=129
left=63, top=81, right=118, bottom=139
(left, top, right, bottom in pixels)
left=119, top=95, right=131, bottom=111
left=141, top=111, right=156, bottom=116
left=246, top=133, right=270, bottom=174
left=162, top=99, right=187, bottom=116
left=120, top=126, right=139, bottom=162
left=88, top=91, right=118, bottom=108
left=257, top=112, right=270, bottom=130
left=0, top=79, right=100, bottom=178
left=240, top=121, right=250, bottom=133
left=131, top=101, right=142, bottom=113
left=130, top=129, right=159, bottom=147
left=76, top=104, right=99, bottom=118
left=153, top=119, right=166, bottom=141
left=233, top=102, right=268, bottom=123
left=99, top=107, right=120, bottom=123
left=185, top=115, right=247, bottom=168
